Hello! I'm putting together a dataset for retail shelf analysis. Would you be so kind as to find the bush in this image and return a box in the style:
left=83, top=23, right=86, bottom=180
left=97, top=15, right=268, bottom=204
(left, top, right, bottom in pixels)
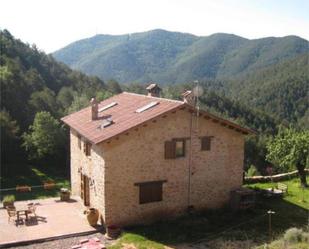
left=283, top=227, right=307, bottom=244
left=3, top=194, right=15, bottom=203
left=246, top=165, right=261, bottom=177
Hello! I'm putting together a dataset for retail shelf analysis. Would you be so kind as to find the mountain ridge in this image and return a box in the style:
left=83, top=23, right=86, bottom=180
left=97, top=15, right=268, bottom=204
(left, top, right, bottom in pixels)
left=53, top=29, right=308, bottom=83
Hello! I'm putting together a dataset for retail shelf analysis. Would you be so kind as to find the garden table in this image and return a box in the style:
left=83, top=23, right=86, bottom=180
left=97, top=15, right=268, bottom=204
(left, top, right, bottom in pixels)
left=15, top=202, right=33, bottom=223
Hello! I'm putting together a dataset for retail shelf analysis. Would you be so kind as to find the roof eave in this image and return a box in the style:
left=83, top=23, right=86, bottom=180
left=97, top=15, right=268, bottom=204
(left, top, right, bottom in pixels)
left=183, top=103, right=257, bottom=135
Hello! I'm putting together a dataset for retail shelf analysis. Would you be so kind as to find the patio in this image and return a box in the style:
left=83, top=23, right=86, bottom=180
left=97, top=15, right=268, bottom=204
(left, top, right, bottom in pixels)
left=0, top=197, right=102, bottom=247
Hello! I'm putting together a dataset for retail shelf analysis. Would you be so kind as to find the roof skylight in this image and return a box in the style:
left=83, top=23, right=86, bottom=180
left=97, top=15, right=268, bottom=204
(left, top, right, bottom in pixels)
left=135, top=101, right=159, bottom=113
left=99, top=102, right=117, bottom=112
left=98, top=117, right=113, bottom=129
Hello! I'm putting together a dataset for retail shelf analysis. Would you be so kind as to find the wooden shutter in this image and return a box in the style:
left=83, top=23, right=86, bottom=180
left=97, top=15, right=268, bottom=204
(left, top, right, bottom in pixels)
left=80, top=173, right=84, bottom=200
left=139, top=182, right=163, bottom=204
left=83, top=142, right=87, bottom=154
left=84, top=142, right=91, bottom=156
left=201, top=136, right=212, bottom=151
left=165, top=140, right=176, bottom=159
left=84, top=175, right=90, bottom=206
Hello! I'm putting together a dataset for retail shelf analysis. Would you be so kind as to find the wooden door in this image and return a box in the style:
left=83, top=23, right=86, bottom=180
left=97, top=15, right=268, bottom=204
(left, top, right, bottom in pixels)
left=80, top=173, right=84, bottom=200
left=84, top=175, right=90, bottom=206
left=80, top=174, right=90, bottom=206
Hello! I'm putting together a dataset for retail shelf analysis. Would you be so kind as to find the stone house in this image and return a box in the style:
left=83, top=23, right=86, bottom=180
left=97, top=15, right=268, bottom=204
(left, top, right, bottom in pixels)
left=61, top=84, right=255, bottom=227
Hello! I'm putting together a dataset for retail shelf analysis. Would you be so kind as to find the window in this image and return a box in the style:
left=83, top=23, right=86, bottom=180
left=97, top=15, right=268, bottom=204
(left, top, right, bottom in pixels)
left=84, top=142, right=91, bottom=156
left=165, top=139, right=186, bottom=159
left=175, top=140, right=185, bottom=157
left=77, top=135, right=81, bottom=149
left=201, top=136, right=213, bottom=151
left=135, top=180, right=166, bottom=204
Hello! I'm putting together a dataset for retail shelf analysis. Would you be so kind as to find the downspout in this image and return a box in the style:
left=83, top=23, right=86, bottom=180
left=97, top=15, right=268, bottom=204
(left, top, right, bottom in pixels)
left=187, top=111, right=194, bottom=211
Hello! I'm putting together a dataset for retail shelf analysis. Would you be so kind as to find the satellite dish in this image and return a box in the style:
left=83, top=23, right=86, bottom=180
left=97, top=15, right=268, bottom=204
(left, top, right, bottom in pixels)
left=193, top=85, right=204, bottom=97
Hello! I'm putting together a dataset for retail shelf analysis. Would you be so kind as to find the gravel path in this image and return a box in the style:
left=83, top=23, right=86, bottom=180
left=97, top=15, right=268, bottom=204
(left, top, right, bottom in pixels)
left=3, top=232, right=115, bottom=249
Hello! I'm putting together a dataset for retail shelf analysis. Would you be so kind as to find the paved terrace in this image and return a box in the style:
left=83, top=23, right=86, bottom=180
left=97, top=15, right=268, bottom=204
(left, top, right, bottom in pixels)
left=0, top=197, right=101, bottom=247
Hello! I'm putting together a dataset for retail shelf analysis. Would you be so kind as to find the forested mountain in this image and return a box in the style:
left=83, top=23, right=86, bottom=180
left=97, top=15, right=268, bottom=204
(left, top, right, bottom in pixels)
left=0, top=29, right=114, bottom=165
left=53, top=29, right=308, bottom=83
left=199, top=54, right=309, bottom=127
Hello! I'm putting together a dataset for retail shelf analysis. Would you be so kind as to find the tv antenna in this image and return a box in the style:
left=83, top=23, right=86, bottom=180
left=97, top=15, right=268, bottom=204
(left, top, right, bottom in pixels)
left=193, top=80, right=203, bottom=116
left=192, top=80, right=204, bottom=130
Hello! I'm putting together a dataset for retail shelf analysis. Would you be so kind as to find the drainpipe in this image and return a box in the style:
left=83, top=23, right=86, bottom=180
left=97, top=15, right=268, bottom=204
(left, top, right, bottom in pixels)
left=187, top=111, right=194, bottom=212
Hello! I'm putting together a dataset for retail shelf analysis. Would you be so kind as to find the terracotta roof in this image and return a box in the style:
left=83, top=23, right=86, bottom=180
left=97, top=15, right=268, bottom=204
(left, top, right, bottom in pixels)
left=61, top=92, right=256, bottom=144
left=61, top=92, right=183, bottom=144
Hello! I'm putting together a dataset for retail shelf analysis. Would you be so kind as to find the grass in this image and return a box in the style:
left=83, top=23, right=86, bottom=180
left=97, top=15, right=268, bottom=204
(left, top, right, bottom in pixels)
left=245, top=176, right=309, bottom=210
left=109, top=176, right=309, bottom=249
left=0, top=164, right=70, bottom=202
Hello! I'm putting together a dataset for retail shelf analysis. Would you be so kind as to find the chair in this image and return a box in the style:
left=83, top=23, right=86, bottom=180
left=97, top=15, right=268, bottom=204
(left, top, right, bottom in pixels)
left=6, top=206, right=17, bottom=223
left=27, top=204, right=37, bottom=217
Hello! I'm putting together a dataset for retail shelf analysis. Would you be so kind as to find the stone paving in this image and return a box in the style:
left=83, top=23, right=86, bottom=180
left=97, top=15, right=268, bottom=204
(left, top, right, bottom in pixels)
left=0, top=197, right=101, bottom=247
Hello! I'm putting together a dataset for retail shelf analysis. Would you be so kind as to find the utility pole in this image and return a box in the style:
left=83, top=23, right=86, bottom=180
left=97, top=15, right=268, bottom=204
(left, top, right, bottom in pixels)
left=267, top=210, right=275, bottom=243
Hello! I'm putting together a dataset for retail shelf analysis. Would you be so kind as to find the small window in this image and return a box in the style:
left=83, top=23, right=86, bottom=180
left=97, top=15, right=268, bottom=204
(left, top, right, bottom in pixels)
left=165, top=139, right=186, bottom=159
left=84, top=142, right=91, bottom=156
left=135, top=181, right=166, bottom=204
left=77, top=135, right=81, bottom=149
left=201, top=136, right=212, bottom=151
left=175, top=140, right=185, bottom=157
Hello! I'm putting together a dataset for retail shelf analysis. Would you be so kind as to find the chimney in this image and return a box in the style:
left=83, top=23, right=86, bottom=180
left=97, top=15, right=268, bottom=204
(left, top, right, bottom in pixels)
left=182, top=90, right=195, bottom=106
left=146, top=83, right=161, bottom=97
left=90, top=98, right=98, bottom=120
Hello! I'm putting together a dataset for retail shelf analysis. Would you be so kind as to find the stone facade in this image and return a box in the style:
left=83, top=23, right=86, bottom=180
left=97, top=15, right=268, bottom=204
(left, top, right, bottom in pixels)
left=70, top=108, right=245, bottom=227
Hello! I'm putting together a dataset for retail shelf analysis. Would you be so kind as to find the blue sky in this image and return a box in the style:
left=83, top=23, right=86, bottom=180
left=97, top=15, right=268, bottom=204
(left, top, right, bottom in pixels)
left=1, top=0, right=308, bottom=53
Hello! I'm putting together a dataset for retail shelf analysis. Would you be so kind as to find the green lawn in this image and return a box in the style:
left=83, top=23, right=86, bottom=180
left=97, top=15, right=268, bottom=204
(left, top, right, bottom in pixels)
left=109, top=176, right=309, bottom=249
left=246, top=176, right=309, bottom=210
left=0, top=164, right=70, bottom=201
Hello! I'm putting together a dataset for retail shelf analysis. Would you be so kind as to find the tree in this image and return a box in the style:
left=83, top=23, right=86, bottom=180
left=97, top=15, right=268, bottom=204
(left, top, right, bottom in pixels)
left=22, top=112, right=65, bottom=160
left=0, top=110, right=20, bottom=164
left=106, top=79, right=122, bottom=94
left=266, top=128, right=309, bottom=187
left=67, top=93, right=90, bottom=114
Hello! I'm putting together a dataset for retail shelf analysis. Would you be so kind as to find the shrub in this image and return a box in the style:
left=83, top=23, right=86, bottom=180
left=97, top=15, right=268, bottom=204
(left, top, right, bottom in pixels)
left=283, top=227, right=303, bottom=243
left=3, top=194, right=15, bottom=203
left=246, top=165, right=261, bottom=177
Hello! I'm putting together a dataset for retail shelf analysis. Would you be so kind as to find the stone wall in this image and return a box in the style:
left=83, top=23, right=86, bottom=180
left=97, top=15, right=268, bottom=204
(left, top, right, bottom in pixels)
left=70, top=130, right=106, bottom=222
left=98, top=108, right=245, bottom=226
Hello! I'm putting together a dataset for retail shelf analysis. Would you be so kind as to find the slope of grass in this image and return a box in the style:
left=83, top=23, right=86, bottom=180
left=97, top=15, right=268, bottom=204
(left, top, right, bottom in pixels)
left=0, top=164, right=69, bottom=201
left=246, top=176, right=309, bottom=210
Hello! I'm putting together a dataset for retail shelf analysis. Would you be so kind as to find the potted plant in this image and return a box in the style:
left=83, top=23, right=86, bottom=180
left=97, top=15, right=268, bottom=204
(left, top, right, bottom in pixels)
left=60, top=188, right=71, bottom=201
left=84, top=208, right=99, bottom=226
left=2, top=195, right=15, bottom=208
left=106, top=225, right=121, bottom=239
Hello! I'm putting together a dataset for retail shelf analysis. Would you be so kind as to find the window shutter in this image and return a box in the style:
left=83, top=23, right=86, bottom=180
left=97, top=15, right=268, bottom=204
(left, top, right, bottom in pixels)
left=165, top=140, right=176, bottom=159
left=201, top=136, right=212, bottom=151
left=83, top=142, right=87, bottom=154
left=138, top=181, right=164, bottom=204
left=78, top=135, right=81, bottom=149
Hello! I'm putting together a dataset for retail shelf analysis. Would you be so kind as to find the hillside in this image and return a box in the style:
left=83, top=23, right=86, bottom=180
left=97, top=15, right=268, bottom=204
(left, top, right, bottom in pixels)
left=0, top=29, right=111, bottom=164
left=53, top=29, right=309, bottom=83
left=200, top=54, right=309, bottom=126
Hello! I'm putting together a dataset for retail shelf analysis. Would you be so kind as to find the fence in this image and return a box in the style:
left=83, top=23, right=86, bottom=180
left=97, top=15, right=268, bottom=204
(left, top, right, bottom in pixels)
left=245, top=169, right=309, bottom=184
left=0, top=182, right=70, bottom=202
